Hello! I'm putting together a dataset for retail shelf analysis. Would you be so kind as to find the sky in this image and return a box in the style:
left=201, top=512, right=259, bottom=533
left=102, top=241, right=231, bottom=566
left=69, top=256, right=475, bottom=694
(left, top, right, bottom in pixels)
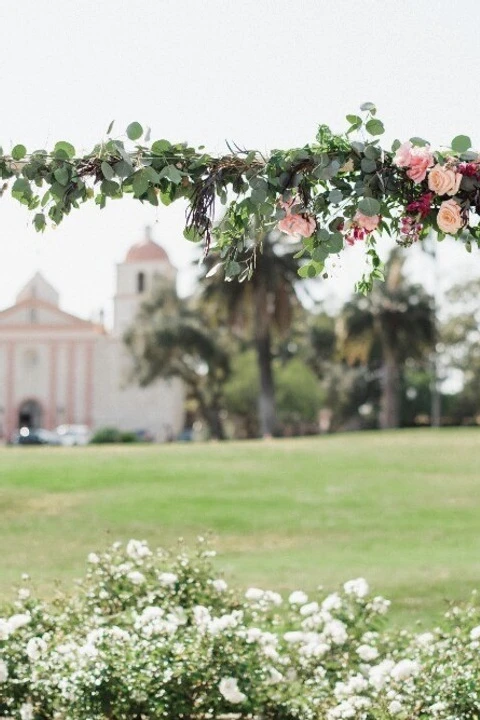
left=1, top=0, right=480, bottom=325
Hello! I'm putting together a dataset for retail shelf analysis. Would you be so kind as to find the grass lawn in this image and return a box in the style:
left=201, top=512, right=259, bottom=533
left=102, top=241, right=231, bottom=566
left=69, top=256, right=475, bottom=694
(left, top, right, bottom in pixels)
left=1, top=428, right=480, bottom=627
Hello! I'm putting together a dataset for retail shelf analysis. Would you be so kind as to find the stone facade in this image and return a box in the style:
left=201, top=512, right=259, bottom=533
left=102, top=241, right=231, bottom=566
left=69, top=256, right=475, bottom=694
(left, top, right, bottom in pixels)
left=0, top=232, right=184, bottom=442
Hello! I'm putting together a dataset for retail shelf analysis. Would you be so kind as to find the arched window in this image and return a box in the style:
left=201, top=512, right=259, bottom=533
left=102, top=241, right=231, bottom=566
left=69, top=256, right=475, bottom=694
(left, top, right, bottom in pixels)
left=137, top=272, right=145, bottom=294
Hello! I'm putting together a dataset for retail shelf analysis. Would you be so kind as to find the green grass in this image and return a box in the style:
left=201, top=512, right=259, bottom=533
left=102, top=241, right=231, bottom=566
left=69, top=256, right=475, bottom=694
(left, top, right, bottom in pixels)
left=1, top=428, right=480, bottom=627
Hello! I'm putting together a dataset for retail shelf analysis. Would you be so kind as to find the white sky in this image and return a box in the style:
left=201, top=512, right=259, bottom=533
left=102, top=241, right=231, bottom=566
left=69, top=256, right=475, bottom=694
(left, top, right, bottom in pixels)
left=1, top=0, right=480, bottom=324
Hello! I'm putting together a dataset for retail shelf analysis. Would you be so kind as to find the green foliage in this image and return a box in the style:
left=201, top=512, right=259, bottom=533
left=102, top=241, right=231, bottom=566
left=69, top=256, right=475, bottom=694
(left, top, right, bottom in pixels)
left=90, top=427, right=136, bottom=444
left=1, top=106, right=478, bottom=292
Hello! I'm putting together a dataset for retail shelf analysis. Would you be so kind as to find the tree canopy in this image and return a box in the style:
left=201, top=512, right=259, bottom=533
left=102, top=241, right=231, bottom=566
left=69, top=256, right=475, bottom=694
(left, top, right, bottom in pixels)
left=1, top=104, right=478, bottom=292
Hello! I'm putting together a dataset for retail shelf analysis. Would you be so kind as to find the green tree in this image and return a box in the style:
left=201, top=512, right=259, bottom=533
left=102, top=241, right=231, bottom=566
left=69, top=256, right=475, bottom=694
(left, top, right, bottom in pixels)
left=338, top=250, right=435, bottom=429
left=124, top=282, right=231, bottom=440
left=223, top=351, right=323, bottom=438
left=200, top=231, right=304, bottom=437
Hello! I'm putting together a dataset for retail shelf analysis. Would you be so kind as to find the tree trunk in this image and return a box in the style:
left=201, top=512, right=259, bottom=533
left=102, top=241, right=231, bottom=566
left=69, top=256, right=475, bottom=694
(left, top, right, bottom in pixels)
left=253, top=280, right=277, bottom=437
left=197, top=393, right=226, bottom=440
left=379, top=349, right=401, bottom=429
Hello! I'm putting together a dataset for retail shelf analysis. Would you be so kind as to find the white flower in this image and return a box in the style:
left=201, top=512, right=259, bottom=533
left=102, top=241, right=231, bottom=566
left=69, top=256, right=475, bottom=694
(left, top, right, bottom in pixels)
left=284, top=631, right=304, bottom=643
left=470, top=625, right=480, bottom=640
left=18, top=588, right=30, bottom=601
left=369, top=596, right=390, bottom=615
left=0, top=619, right=10, bottom=640
left=356, top=644, right=379, bottom=662
left=126, top=539, right=152, bottom=560
left=266, top=667, right=283, bottom=684
left=127, top=570, right=146, bottom=585
left=391, top=659, right=420, bottom=682
left=264, top=590, right=282, bottom=606
left=212, top=579, right=228, bottom=592
left=389, top=700, right=403, bottom=715
left=7, top=613, right=31, bottom=634
left=0, top=659, right=8, bottom=682
left=87, top=552, right=100, bottom=564
left=322, top=592, right=342, bottom=611
left=323, top=619, right=348, bottom=645
left=289, top=590, right=308, bottom=605
left=343, top=578, right=369, bottom=598
left=158, top=572, right=178, bottom=586
left=245, top=587, right=264, bottom=601
left=368, top=659, right=395, bottom=690
left=26, top=637, right=47, bottom=661
left=300, top=601, right=319, bottom=616
left=193, top=605, right=211, bottom=630
left=20, top=703, right=34, bottom=720
left=219, top=677, right=247, bottom=704
left=415, top=631, right=434, bottom=647
left=430, top=701, right=447, bottom=715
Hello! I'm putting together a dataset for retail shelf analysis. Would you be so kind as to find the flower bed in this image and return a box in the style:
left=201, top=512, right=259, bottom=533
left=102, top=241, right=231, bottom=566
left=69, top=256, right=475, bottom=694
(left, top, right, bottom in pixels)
left=1, top=539, right=479, bottom=719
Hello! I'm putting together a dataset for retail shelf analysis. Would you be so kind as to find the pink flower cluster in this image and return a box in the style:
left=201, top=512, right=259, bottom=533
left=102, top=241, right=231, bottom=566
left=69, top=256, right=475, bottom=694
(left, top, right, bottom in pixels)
left=393, top=141, right=434, bottom=183
left=277, top=196, right=316, bottom=238
left=345, top=211, right=380, bottom=246
left=399, top=216, right=423, bottom=244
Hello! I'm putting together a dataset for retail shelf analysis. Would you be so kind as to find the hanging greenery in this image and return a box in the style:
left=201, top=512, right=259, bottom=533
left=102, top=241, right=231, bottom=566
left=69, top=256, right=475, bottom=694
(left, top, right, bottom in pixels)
left=1, top=104, right=478, bottom=292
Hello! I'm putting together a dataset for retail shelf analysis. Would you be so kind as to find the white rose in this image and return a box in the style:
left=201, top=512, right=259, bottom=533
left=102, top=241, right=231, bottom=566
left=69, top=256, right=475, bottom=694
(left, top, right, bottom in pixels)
left=288, top=590, right=308, bottom=605
left=127, top=570, right=146, bottom=585
left=26, top=637, right=47, bottom=661
left=343, top=578, right=369, bottom=598
left=126, top=539, right=152, bottom=560
left=245, top=588, right=264, bottom=601
left=20, top=703, right=34, bottom=720
left=219, top=677, right=247, bottom=704
left=470, top=625, right=480, bottom=640
left=356, top=644, right=379, bottom=662
left=212, top=579, right=228, bottom=592
left=391, top=659, right=420, bottom=682
left=158, top=572, right=178, bottom=586
left=0, top=659, right=8, bottom=682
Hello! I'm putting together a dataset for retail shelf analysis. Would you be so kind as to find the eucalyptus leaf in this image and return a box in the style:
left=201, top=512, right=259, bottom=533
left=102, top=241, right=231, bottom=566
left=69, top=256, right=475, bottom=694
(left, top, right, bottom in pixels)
left=126, top=122, right=143, bottom=141
left=358, top=197, right=381, bottom=216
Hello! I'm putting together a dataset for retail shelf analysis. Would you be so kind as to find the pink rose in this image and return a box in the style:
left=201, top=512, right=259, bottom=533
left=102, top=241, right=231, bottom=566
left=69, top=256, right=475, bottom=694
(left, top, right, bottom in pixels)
left=354, top=211, right=380, bottom=233
left=437, top=199, right=464, bottom=235
left=428, top=164, right=462, bottom=196
left=277, top=213, right=315, bottom=238
left=393, top=141, right=413, bottom=168
left=406, top=147, right=434, bottom=184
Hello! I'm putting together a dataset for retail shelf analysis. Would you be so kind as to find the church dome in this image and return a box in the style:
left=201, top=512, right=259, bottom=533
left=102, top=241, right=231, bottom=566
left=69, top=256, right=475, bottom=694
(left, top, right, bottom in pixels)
left=125, top=227, right=169, bottom=264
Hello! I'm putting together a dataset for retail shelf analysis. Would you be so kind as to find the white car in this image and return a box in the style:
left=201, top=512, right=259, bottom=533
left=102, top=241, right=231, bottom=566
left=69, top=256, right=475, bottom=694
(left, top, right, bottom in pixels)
left=55, top=424, right=92, bottom=446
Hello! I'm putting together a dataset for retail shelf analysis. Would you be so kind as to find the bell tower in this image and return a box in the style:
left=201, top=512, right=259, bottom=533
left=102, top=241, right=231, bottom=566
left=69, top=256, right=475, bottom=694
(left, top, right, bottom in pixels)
left=113, top=227, right=175, bottom=336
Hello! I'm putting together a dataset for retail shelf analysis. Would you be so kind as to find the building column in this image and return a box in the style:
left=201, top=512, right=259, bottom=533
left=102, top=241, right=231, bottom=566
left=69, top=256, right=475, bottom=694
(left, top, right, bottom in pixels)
left=47, top=342, right=58, bottom=430
left=66, top=341, right=76, bottom=423
left=84, top=342, right=94, bottom=428
left=5, top=342, right=15, bottom=439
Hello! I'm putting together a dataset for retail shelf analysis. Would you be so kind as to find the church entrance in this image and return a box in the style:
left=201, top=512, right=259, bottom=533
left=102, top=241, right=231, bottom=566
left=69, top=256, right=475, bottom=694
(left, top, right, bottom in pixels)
left=18, top=399, right=43, bottom=430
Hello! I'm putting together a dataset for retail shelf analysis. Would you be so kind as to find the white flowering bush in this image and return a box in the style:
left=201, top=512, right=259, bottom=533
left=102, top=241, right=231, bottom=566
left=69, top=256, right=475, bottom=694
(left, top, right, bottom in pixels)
left=1, top=539, right=480, bottom=719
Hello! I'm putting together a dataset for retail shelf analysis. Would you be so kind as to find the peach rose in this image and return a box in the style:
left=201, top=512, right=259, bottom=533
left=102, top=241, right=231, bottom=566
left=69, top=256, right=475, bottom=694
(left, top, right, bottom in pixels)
left=278, top=213, right=315, bottom=238
left=393, top=141, right=413, bottom=168
left=437, top=199, right=464, bottom=235
left=428, top=164, right=462, bottom=196
left=406, top=147, right=434, bottom=184
left=354, top=211, right=380, bottom=232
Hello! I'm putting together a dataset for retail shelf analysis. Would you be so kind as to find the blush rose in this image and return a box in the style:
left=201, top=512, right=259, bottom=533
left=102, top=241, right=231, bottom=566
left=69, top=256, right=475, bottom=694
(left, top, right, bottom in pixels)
left=437, top=199, right=464, bottom=235
left=428, top=164, right=462, bottom=196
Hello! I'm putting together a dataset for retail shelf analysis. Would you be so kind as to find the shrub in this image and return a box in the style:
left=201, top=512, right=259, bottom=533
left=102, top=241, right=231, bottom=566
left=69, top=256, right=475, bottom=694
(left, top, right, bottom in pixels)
left=90, top=428, right=138, bottom=444
left=1, top=540, right=479, bottom=719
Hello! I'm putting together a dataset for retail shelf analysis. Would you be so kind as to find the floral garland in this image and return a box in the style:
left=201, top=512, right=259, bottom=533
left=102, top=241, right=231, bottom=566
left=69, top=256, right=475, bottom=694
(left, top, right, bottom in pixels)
left=1, top=104, right=478, bottom=291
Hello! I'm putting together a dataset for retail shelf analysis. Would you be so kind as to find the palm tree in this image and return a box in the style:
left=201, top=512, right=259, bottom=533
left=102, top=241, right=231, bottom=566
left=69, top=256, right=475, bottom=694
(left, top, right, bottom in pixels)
left=124, top=282, right=231, bottom=440
left=200, top=231, right=303, bottom=437
left=338, top=250, right=435, bottom=429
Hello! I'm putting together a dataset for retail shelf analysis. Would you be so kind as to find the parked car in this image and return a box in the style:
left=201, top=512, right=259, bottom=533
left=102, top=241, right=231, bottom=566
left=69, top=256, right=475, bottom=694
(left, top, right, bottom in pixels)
left=55, top=424, right=92, bottom=446
left=12, top=427, right=61, bottom=446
